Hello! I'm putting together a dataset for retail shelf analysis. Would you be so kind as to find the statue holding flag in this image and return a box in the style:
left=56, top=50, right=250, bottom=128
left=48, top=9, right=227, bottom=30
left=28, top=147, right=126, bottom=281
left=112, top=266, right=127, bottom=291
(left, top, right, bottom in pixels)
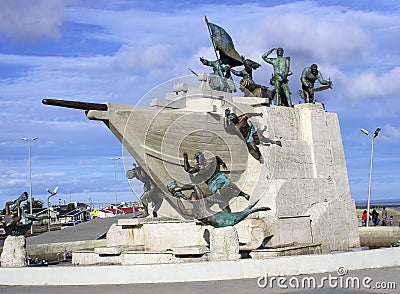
left=201, top=17, right=242, bottom=93
left=199, top=57, right=235, bottom=92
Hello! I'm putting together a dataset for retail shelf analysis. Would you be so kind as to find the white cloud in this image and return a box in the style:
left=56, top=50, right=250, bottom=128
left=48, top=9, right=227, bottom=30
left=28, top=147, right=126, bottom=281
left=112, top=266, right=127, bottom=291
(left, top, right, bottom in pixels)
left=0, top=0, right=73, bottom=40
left=347, top=67, right=400, bottom=102
left=380, top=124, right=400, bottom=142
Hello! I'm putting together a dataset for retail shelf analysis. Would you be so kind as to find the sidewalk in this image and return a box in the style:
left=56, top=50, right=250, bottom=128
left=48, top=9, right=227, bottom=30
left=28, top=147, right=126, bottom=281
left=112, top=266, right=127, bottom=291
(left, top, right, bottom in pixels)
left=0, top=266, right=399, bottom=293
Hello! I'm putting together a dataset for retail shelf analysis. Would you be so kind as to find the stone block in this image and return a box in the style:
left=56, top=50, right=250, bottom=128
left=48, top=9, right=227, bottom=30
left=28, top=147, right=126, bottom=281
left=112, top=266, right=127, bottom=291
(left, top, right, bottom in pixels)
left=210, top=226, right=240, bottom=261
left=117, top=218, right=142, bottom=226
left=1, top=236, right=27, bottom=267
left=107, top=223, right=144, bottom=247
left=143, top=221, right=209, bottom=251
left=121, top=251, right=175, bottom=265
left=172, top=245, right=209, bottom=256
left=94, top=246, right=121, bottom=255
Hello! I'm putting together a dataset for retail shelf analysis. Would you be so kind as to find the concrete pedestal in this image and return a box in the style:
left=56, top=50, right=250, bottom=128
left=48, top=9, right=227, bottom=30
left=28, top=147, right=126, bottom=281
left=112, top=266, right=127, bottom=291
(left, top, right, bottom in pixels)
left=210, top=226, right=240, bottom=261
left=0, top=235, right=27, bottom=267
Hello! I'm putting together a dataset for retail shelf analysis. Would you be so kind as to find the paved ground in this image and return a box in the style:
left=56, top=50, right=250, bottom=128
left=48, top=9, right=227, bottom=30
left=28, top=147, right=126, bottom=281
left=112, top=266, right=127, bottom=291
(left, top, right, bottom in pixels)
left=25, top=214, right=135, bottom=245
left=0, top=267, right=399, bottom=293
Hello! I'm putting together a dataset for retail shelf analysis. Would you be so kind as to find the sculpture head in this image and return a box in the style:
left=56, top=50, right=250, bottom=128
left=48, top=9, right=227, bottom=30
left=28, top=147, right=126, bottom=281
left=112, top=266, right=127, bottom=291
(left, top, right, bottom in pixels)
left=227, top=113, right=239, bottom=124
left=311, top=64, right=318, bottom=75
left=277, top=47, right=284, bottom=57
left=126, top=163, right=139, bottom=179
left=194, top=152, right=205, bottom=164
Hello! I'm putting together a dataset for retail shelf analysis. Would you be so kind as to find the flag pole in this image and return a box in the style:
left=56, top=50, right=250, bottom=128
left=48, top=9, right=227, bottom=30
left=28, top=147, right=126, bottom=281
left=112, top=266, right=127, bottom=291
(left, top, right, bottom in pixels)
left=204, top=16, right=220, bottom=62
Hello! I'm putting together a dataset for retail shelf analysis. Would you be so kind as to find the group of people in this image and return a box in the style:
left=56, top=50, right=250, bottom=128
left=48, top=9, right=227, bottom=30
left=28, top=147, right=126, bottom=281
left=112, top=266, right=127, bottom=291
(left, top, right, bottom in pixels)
left=361, top=207, right=396, bottom=227
left=200, top=47, right=332, bottom=106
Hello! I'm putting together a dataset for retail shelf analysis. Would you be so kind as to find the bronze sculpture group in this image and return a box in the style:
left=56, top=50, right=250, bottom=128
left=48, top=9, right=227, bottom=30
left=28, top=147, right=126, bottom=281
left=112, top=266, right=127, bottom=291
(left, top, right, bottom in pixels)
left=35, top=18, right=333, bottom=230
left=162, top=19, right=334, bottom=226
left=200, top=17, right=332, bottom=105
left=167, top=179, right=270, bottom=228
left=1, top=192, right=43, bottom=236
left=166, top=151, right=271, bottom=227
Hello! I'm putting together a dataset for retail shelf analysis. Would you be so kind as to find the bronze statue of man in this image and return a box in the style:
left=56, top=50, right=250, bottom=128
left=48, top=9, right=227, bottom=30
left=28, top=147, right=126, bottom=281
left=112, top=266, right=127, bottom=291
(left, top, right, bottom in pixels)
left=300, top=64, right=332, bottom=103
left=167, top=180, right=270, bottom=228
left=231, top=57, right=261, bottom=92
left=183, top=152, right=249, bottom=212
left=199, top=57, right=235, bottom=92
left=262, top=48, right=292, bottom=107
left=126, top=163, right=164, bottom=217
left=224, top=108, right=263, bottom=162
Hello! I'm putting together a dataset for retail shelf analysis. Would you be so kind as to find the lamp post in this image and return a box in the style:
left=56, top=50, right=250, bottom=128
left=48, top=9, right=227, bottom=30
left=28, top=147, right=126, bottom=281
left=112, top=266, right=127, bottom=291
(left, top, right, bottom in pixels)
left=108, top=157, right=120, bottom=215
left=21, top=137, right=38, bottom=234
left=360, top=127, right=381, bottom=227
left=46, top=187, right=59, bottom=231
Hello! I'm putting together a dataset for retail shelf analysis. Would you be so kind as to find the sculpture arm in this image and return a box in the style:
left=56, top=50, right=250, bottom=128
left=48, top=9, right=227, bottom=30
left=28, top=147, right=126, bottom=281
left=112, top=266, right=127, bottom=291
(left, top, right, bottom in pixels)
left=216, top=156, right=227, bottom=170
left=224, top=108, right=232, bottom=129
left=300, top=67, right=310, bottom=88
left=316, top=72, right=331, bottom=85
left=283, top=57, right=291, bottom=77
left=200, top=57, right=213, bottom=67
left=261, top=48, right=275, bottom=64
left=166, top=179, right=189, bottom=200
left=176, top=199, right=193, bottom=216
left=180, top=184, right=197, bottom=191
left=183, top=152, right=200, bottom=174
left=245, top=112, right=263, bottom=118
left=231, top=69, right=243, bottom=77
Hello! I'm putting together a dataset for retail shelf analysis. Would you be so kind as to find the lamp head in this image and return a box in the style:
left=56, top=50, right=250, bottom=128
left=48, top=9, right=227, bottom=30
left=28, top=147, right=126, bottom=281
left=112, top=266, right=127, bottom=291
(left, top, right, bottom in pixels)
left=373, top=127, right=381, bottom=138
left=360, top=128, right=369, bottom=136
left=47, top=187, right=59, bottom=196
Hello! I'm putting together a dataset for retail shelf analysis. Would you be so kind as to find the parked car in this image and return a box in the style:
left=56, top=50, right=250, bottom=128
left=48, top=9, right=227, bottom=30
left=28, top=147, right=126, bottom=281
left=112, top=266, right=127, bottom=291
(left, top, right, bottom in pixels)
left=61, top=220, right=81, bottom=229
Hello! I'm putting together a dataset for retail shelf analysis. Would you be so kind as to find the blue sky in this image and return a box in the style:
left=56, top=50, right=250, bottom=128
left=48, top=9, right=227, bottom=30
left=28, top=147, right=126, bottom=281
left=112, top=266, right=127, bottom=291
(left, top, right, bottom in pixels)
left=1, top=0, right=400, bottom=208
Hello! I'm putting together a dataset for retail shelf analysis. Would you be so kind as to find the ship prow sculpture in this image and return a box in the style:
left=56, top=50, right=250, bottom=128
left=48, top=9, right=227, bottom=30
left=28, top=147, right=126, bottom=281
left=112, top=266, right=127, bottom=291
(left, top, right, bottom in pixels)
left=43, top=18, right=360, bottom=259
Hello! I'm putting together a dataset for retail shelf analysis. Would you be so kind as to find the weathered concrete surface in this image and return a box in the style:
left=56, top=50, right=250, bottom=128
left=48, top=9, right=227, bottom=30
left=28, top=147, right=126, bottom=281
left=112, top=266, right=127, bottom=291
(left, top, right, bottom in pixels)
left=0, top=214, right=133, bottom=261
left=359, top=227, right=400, bottom=248
left=1, top=266, right=399, bottom=293
left=1, top=247, right=399, bottom=285
left=26, top=239, right=107, bottom=261
left=107, top=218, right=210, bottom=251
left=232, top=103, right=360, bottom=253
left=72, top=244, right=210, bottom=266
left=250, top=242, right=321, bottom=258
left=210, top=226, right=240, bottom=261
left=0, top=236, right=26, bottom=267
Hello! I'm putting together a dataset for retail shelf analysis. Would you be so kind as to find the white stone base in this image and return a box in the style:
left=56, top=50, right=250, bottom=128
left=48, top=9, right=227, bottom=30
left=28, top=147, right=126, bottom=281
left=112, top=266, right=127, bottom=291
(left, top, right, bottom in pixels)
left=1, top=247, right=399, bottom=286
left=1, top=235, right=27, bottom=267
left=210, top=226, right=240, bottom=261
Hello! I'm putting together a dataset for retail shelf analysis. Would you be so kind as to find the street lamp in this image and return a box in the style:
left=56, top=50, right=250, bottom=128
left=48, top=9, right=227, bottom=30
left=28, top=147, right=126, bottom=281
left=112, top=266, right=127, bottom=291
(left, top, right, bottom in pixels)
left=108, top=157, right=120, bottom=215
left=360, top=127, right=381, bottom=227
left=46, top=187, right=59, bottom=231
left=21, top=137, right=38, bottom=234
